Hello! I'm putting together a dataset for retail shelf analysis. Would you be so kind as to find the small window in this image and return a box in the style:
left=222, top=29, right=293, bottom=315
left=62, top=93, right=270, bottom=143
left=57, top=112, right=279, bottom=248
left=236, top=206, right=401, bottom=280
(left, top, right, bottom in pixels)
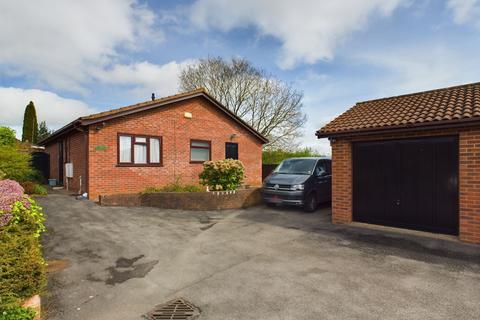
left=190, top=140, right=211, bottom=163
left=225, top=142, right=238, bottom=160
left=118, top=134, right=162, bottom=166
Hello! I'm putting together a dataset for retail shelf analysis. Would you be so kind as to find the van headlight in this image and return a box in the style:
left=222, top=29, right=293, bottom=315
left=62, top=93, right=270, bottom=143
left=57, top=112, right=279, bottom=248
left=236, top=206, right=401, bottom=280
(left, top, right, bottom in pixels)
left=291, top=184, right=304, bottom=191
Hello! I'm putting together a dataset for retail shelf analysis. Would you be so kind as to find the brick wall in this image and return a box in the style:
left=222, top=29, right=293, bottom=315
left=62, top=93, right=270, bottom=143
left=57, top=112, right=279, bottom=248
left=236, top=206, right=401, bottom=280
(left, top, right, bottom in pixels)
left=331, top=139, right=352, bottom=224
left=88, top=97, right=263, bottom=199
left=44, top=130, right=87, bottom=193
left=330, top=127, right=480, bottom=244
left=459, top=129, right=480, bottom=244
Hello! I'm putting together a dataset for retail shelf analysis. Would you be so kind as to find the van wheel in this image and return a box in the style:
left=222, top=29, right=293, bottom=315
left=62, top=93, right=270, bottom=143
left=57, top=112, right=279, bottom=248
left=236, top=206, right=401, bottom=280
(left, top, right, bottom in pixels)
left=304, top=193, right=317, bottom=212
left=266, top=202, right=276, bottom=208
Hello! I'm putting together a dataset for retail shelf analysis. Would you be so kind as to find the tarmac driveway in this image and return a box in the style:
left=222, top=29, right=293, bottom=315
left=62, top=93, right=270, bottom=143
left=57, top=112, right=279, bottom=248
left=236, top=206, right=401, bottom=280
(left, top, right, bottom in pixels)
left=38, top=193, right=480, bottom=320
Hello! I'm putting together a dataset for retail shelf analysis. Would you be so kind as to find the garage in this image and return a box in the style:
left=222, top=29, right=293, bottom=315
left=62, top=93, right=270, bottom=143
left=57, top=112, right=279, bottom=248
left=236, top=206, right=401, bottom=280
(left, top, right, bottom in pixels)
left=352, top=136, right=458, bottom=235
left=316, top=82, right=480, bottom=244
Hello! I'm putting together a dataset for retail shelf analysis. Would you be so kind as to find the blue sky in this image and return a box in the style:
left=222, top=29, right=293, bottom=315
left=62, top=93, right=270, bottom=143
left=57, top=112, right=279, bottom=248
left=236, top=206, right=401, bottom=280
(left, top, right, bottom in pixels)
left=1, top=0, right=480, bottom=154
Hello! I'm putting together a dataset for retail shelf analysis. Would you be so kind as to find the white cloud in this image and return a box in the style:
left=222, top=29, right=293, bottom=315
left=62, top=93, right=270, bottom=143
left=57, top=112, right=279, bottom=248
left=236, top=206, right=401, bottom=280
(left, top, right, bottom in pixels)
left=447, top=0, right=480, bottom=26
left=0, top=0, right=160, bottom=92
left=0, top=87, right=97, bottom=137
left=94, top=60, right=196, bottom=98
left=354, top=44, right=480, bottom=96
left=189, top=0, right=405, bottom=68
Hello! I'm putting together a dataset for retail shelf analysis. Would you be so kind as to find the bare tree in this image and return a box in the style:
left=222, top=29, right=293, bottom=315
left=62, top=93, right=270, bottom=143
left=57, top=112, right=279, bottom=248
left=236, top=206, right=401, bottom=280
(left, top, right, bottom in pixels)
left=179, top=57, right=306, bottom=149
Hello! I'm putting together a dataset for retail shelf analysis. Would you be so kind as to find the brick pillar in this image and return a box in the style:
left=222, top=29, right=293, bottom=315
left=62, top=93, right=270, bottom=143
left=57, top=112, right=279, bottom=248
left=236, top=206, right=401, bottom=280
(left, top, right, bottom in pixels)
left=331, top=139, right=352, bottom=224
left=459, top=130, right=480, bottom=244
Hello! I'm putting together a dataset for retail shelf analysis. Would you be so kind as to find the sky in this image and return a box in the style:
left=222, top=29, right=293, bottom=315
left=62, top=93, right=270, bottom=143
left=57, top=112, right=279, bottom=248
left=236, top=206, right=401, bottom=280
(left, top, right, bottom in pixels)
left=1, top=0, right=480, bottom=154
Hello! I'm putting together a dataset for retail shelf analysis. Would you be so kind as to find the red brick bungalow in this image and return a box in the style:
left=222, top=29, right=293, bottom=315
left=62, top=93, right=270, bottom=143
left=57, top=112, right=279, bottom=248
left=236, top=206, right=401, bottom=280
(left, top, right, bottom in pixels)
left=317, top=82, right=480, bottom=244
left=40, top=89, right=268, bottom=200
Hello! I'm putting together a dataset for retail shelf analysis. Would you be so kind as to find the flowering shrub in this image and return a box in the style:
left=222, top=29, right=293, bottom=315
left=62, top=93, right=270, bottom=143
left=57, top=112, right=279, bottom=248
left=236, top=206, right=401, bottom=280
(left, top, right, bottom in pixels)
left=199, top=159, right=245, bottom=191
left=0, top=180, right=27, bottom=213
left=0, top=179, right=24, bottom=197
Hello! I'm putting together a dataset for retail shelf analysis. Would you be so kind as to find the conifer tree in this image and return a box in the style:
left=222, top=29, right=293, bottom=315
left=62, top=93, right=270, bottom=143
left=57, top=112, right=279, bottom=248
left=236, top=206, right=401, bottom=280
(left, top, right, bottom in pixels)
left=21, top=101, right=38, bottom=143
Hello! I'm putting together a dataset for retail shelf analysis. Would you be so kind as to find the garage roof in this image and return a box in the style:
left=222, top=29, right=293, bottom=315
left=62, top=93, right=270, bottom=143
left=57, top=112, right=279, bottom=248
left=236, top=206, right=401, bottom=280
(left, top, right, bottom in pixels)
left=316, top=82, right=480, bottom=138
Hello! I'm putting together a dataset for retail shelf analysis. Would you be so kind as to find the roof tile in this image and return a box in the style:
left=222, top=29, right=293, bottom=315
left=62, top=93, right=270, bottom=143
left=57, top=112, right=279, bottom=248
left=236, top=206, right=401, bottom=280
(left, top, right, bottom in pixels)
left=317, top=82, right=480, bottom=136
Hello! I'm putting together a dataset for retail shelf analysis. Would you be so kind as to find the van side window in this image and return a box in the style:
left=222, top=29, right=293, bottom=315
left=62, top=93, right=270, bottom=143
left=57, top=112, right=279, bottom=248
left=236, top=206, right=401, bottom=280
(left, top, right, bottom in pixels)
left=314, top=161, right=326, bottom=176
left=326, top=160, right=332, bottom=175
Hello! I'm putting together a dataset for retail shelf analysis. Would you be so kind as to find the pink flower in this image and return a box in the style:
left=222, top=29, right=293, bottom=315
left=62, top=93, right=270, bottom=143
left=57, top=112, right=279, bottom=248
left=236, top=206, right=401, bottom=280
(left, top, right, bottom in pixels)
left=0, top=179, right=26, bottom=213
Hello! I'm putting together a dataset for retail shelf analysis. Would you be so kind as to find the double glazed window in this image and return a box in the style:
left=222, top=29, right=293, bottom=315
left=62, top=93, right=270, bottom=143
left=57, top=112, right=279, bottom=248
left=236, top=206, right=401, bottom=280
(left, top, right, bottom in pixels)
left=118, top=134, right=162, bottom=166
left=190, top=140, right=211, bottom=163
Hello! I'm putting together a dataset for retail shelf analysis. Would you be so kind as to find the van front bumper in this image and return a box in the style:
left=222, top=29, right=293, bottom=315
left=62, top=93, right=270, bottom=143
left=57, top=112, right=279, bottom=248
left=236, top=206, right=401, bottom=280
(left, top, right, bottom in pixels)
left=262, top=188, right=305, bottom=206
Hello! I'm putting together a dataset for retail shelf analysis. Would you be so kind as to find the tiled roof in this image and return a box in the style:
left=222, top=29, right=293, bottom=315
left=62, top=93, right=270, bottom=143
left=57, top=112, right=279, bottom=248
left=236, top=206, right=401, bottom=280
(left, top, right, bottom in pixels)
left=81, top=88, right=207, bottom=120
left=39, top=88, right=268, bottom=144
left=317, top=82, right=480, bottom=137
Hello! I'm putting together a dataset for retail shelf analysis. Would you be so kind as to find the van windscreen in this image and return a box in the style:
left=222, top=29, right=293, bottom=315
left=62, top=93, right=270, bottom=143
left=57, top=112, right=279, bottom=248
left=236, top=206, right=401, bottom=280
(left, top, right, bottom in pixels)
left=274, top=159, right=317, bottom=175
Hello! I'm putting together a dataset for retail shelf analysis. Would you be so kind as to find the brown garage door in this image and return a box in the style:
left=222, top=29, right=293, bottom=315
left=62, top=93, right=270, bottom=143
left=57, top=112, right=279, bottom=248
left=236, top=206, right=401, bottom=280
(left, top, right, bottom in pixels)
left=353, top=136, right=459, bottom=235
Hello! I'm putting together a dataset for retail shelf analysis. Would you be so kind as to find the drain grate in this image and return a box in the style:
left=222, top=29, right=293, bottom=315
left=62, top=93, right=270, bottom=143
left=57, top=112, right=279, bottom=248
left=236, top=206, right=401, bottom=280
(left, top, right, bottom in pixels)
left=143, top=298, right=200, bottom=320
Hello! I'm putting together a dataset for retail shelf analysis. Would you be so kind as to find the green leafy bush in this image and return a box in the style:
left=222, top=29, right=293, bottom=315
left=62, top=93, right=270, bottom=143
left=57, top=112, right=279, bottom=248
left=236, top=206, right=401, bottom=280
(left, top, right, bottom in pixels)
left=9, top=200, right=46, bottom=238
left=142, top=183, right=202, bottom=194
left=19, top=182, right=47, bottom=196
left=0, top=127, right=17, bottom=147
left=32, top=185, right=47, bottom=196
left=199, top=159, right=245, bottom=191
left=262, top=147, right=323, bottom=164
left=0, top=145, right=34, bottom=182
left=0, top=306, right=36, bottom=320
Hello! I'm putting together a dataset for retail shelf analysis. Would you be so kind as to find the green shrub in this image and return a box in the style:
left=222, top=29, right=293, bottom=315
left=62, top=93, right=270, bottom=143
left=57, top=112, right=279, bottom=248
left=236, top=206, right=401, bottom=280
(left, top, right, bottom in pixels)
left=19, top=183, right=47, bottom=196
left=0, top=306, right=36, bottom=320
left=0, top=145, right=34, bottom=182
left=262, top=147, right=323, bottom=164
left=0, top=223, right=46, bottom=308
left=32, top=185, right=47, bottom=196
left=9, top=199, right=46, bottom=238
left=0, top=127, right=17, bottom=147
left=199, top=159, right=245, bottom=191
left=142, top=183, right=202, bottom=194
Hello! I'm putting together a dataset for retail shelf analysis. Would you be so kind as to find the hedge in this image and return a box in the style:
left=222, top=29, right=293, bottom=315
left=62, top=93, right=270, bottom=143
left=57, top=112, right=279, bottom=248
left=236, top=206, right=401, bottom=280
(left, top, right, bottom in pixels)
left=0, top=179, right=46, bottom=316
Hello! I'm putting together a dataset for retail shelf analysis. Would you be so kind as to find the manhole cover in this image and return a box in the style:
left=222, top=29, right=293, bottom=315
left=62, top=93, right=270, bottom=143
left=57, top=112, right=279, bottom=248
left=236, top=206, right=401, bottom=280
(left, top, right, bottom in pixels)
left=143, top=298, right=200, bottom=320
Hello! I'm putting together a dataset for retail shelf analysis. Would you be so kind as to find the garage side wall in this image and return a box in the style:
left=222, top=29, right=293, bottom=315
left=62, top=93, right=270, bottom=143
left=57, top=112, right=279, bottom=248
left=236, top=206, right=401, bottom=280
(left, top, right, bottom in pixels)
left=330, top=128, right=480, bottom=244
left=459, top=129, right=480, bottom=244
left=331, top=139, right=352, bottom=224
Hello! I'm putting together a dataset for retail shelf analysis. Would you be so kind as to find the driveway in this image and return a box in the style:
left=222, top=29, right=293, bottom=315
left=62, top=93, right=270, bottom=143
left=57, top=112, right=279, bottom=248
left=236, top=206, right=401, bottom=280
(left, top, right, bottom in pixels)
left=39, top=193, right=480, bottom=320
